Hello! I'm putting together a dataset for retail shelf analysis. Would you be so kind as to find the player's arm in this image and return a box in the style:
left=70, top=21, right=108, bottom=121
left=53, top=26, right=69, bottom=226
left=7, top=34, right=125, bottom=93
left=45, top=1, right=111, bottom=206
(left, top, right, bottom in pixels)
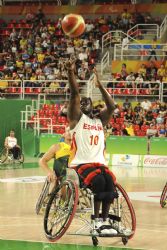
left=66, top=60, right=82, bottom=129
left=39, top=144, right=60, bottom=182
left=94, top=69, right=115, bottom=126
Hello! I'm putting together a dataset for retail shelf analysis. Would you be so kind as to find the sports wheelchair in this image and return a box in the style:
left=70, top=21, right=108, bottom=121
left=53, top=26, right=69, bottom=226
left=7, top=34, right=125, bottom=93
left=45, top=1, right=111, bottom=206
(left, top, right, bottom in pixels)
left=36, top=169, right=136, bottom=246
left=160, top=182, right=167, bottom=208
left=0, top=147, right=24, bottom=164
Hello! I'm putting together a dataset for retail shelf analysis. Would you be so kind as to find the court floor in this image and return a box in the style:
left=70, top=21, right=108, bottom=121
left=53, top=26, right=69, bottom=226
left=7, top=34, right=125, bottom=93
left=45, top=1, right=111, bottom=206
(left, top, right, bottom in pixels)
left=0, top=162, right=167, bottom=250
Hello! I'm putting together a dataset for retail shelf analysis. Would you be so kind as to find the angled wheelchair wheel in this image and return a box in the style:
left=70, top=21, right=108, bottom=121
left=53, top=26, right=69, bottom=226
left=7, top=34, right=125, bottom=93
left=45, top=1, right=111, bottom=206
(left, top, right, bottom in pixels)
left=18, top=152, right=24, bottom=164
left=0, top=148, right=8, bottom=163
left=44, top=179, right=78, bottom=241
left=109, top=183, right=136, bottom=240
left=160, top=182, right=167, bottom=208
left=36, top=178, right=50, bottom=214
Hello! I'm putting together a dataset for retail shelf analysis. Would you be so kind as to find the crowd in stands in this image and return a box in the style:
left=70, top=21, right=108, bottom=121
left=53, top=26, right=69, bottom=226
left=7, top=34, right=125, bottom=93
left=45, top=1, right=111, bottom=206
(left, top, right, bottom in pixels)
left=106, top=61, right=167, bottom=97
left=28, top=98, right=167, bottom=137
left=104, top=98, right=167, bottom=137
left=0, top=9, right=163, bottom=95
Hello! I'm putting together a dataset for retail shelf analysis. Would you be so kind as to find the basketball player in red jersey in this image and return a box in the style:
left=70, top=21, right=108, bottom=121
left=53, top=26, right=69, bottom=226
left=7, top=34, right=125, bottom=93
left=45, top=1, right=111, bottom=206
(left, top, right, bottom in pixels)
left=66, top=60, right=118, bottom=234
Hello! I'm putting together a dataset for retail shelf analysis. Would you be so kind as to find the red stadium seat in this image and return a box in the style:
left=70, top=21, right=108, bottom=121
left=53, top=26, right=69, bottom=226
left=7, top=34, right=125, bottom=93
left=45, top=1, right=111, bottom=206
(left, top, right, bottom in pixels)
left=25, top=87, right=33, bottom=94
left=107, top=88, right=113, bottom=94
left=113, top=89, right=122, bottom=95
left=133, top=124, right=140, bottom=131
left=141, top=125, right=149, bottom=132
left=38, top=109, right=45, bottom=117
left=43, top=104, right=49, bottom=110
left=8, top=87, right=16, bottom=93
left=136, top=130, right=146, bottom=137
left=109, top=118, right=115, bottom=124
left=57, top=116, right=67, bottom=125
left=122, top=89, right=131, bottom=95
left=52, top=109, right=58, bottom=116
left=7, top=23, right=14, bottom=29
left=33, top=87, right=41, bottom=94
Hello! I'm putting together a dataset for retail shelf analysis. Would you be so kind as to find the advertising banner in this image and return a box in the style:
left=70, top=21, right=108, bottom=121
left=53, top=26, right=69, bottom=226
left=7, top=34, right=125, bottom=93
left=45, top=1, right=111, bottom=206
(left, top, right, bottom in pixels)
left=143, top=155, right=167, bottom=168
left=112, top=154, right=140, bottom=167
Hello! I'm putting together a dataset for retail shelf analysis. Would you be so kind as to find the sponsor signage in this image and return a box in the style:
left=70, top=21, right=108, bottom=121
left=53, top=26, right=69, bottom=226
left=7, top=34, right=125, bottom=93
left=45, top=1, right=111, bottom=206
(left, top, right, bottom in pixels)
left=112, top=154, right=139, bottom=167
left=143, top=155, right=167, bottom=167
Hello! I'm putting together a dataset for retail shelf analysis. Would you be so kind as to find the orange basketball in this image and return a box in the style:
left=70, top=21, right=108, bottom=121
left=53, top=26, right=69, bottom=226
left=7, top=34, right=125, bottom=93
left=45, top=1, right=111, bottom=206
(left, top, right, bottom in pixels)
left=61, top=14, right=85, bottom=38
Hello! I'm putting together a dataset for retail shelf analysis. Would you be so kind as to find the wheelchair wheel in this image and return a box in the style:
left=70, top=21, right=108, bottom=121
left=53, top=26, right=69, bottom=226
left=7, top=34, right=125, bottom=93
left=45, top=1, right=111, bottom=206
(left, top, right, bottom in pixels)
left=18, top=152, right=24, bottom=164
left=44, top=179, right=78, bottom=241
left=36, top=178, right=50, bottom=215
left=0, top=148, right=8, bottom=163
left=160, top=182, right=167, bottom=208
left=110, top=183, right=136, bottom=240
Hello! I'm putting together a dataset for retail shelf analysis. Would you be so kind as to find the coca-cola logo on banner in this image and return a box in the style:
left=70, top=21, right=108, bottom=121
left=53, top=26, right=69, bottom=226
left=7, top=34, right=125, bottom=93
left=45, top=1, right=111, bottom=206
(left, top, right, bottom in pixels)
left=143, top=156, right=167, bottom=166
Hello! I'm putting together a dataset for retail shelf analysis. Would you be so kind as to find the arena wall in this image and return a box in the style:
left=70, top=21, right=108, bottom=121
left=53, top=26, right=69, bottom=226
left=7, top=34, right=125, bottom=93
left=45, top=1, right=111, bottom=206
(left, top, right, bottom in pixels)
left=0, top=99, right=31, bottom=150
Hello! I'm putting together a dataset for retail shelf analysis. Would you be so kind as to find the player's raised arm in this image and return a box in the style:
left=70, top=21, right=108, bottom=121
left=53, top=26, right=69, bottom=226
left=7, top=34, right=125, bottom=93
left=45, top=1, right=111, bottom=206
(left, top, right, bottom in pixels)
left=66, top=60, right=82, bottom=129
left=94, top=68, right=115, bottom=126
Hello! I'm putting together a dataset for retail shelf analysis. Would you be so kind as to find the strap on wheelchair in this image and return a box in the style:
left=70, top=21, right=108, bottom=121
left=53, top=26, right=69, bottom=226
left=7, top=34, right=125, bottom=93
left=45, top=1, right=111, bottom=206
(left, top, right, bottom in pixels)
left=74, top=163, right=116, bottom=186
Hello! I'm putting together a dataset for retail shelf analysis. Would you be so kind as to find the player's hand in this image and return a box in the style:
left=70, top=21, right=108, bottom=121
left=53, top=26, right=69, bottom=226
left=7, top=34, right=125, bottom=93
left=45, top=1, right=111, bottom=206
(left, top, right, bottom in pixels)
left=93, top=67, right=101, bottom=87
left=65, top=59, right=76, bottom=72
left=47, top=170, right=56, bottom=182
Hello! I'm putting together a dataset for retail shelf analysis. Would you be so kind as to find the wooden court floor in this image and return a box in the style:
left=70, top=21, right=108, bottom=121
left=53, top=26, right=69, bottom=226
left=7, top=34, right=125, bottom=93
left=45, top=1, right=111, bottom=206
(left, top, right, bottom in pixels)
left=0, top=163, right=167, bottom=250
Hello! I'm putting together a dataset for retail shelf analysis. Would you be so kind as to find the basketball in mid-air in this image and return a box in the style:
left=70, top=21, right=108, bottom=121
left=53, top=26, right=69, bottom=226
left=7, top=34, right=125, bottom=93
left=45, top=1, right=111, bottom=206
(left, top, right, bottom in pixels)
left=61, top=14, right=85, bottom=38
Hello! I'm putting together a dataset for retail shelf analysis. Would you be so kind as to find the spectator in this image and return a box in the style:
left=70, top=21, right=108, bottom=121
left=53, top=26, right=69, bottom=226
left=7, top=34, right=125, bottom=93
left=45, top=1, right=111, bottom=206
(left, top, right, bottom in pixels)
left=144, top=110, right=154, bottom=125
left=126, top=72, right=135, bottom=88
left=141, top=99, right=151, bottom=111
left=123, top=122, right=135, bottom=136
left=138, top=64, right=146, bottom=78
left=148, top=37, right=157, bottom=61
left=146, top=61, right=157, bottom=80
left=146, top=124, right=158, bottom=137
left=122, top=98, right=132, bottom=112
left=157, top=64, right=166, bottom=82
left=34, top=8, right=45, bottom=25
left=124, top=109, right=134, bottom=123
left=156, top=113, right=164, bottom=124
left=158, top=124, right=167, bottom=137
left=135, top=73, right=144, bottom=88
left=134, top=102, right=142, bottom=113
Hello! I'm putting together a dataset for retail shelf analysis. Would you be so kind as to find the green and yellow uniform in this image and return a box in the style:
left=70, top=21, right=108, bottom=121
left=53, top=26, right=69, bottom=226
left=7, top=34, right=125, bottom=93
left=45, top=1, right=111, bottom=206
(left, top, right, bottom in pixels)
left=53, top=142, right=71, bottom=178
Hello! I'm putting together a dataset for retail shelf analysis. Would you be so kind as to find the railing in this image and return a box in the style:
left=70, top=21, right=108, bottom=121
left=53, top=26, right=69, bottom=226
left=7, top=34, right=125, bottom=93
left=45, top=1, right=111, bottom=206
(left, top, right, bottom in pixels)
left=102, top=30, right=140, bottom=53
left=101, top=51, right=110, bottom=75
left=1, top=79, right=167, bottom=102
left=0, top=79, right=87, bottom=100
left=127, top=23, right=160, bottom=40
left=0, top=80, right=23, bottom=98
left=91, top=80, right=164, bottom=101
left=87, top=74, right=94, bottom=99
left=114, top=43, right=166, bottom=60
left=159, top=15, right=167, bottom=38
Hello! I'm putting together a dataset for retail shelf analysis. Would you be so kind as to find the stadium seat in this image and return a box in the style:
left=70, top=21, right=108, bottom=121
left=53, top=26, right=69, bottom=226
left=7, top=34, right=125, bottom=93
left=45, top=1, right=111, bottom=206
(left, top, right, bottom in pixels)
left=141, top=125, right=149, bottom=131
left=107, top=88, right=113, bottom=94
left=109, top=118, right=115, bottom=124
left=25, top=87, right=33, bottom=94
left=57, top=116, right=67, bottom=125
left=133, top=124, right=140, bottom=131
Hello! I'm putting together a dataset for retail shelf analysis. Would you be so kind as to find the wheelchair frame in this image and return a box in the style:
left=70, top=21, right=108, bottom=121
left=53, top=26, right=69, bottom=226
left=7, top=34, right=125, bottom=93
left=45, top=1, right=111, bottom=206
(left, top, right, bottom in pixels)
left=160, top=182, right=167, bottom=208
left=36, top=175, right=136, bottom=246
left=0, top=147, right=24, bottom=164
